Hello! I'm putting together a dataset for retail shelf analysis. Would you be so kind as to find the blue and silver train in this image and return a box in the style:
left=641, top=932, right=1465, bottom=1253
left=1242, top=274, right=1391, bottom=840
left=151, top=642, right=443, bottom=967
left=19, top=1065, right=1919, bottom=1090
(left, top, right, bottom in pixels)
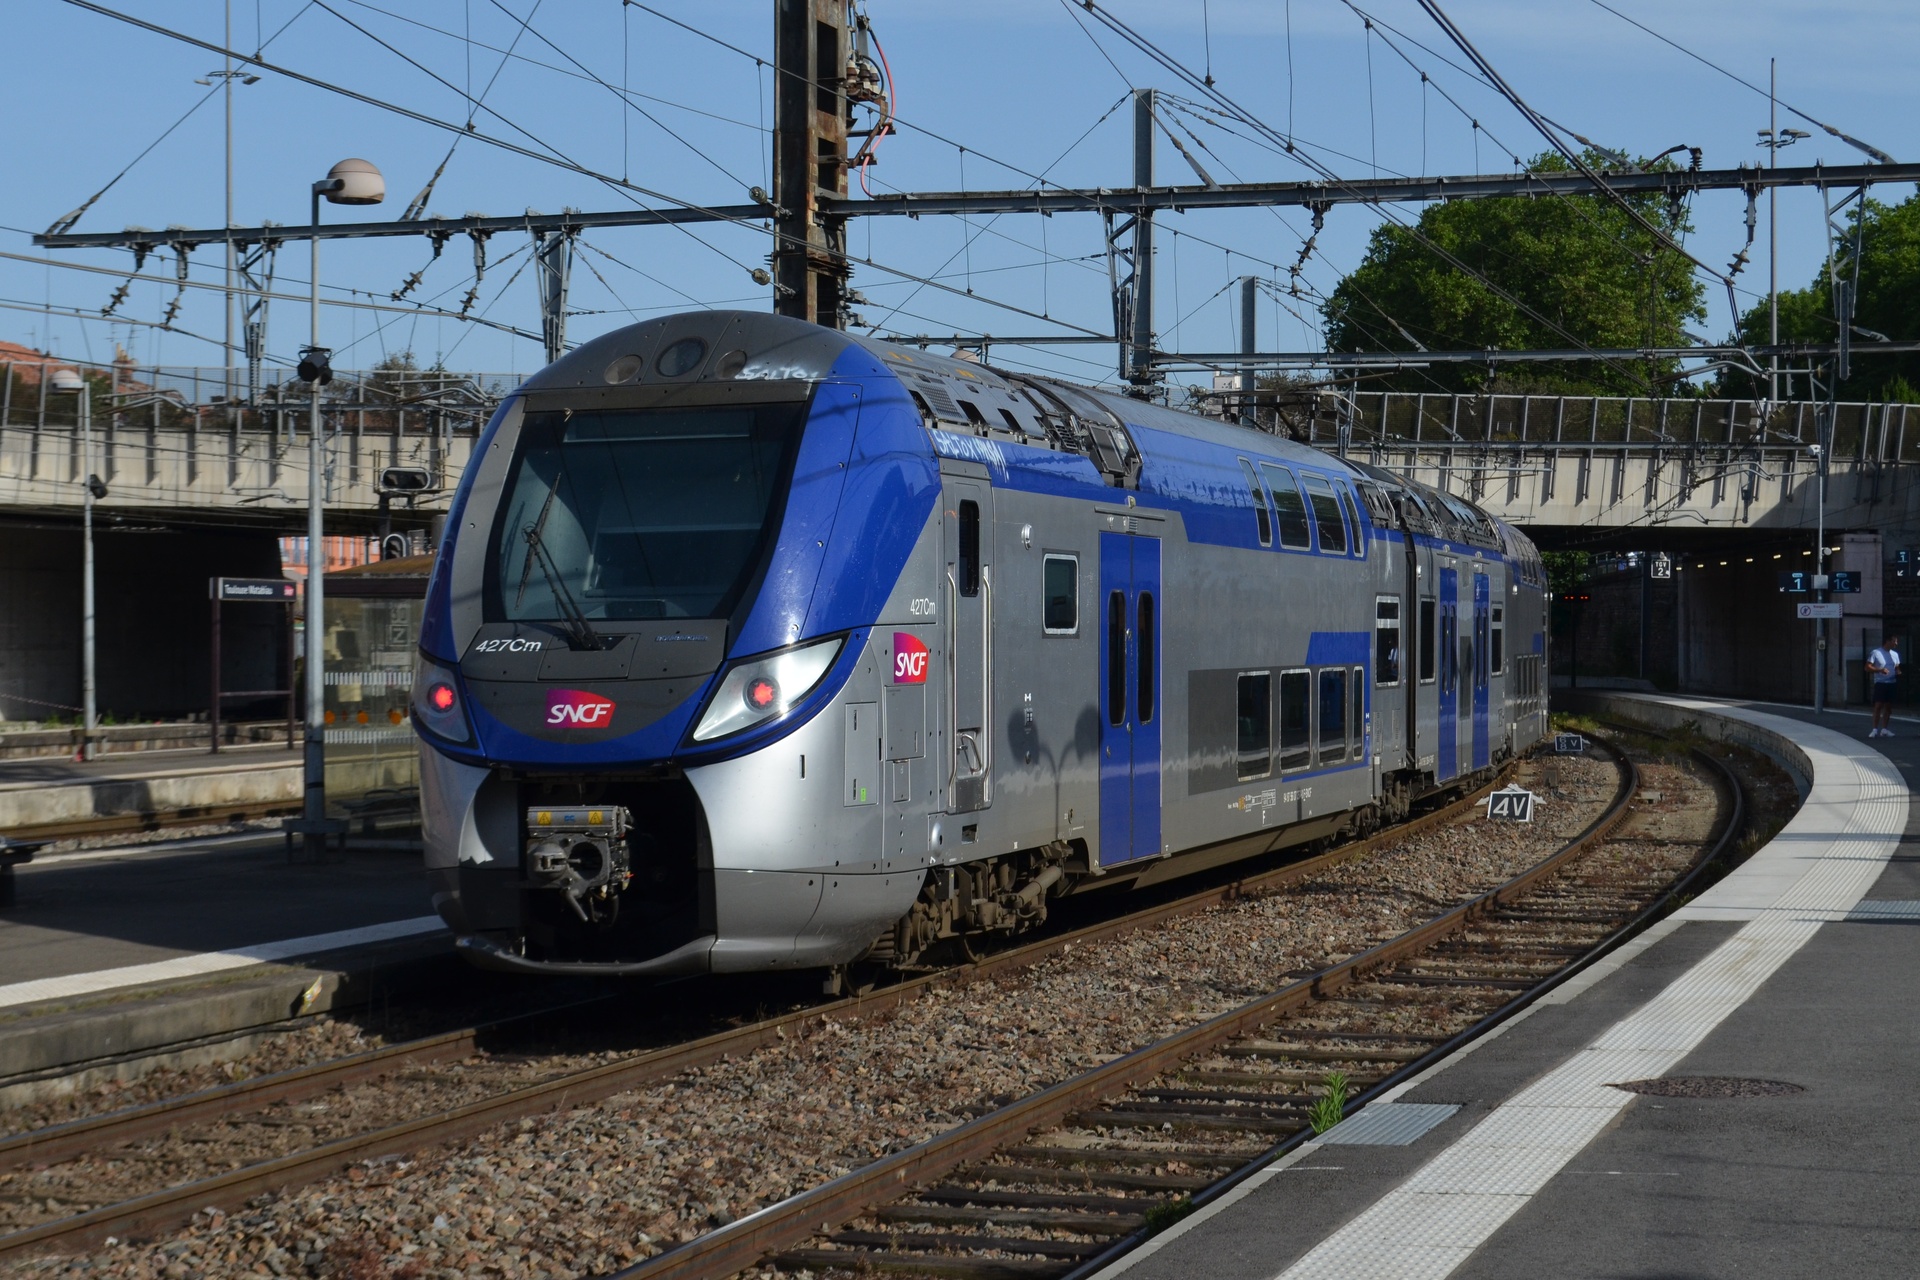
left=414, top=310, right=1550, bottom=979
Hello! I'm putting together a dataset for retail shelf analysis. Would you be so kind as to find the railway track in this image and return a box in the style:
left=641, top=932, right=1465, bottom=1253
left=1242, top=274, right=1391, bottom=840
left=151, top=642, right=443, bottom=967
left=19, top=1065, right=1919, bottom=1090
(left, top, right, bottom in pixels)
left=1, top=799, right=298, bottom=846
left=2, top=736, right=1738, bottom=1279
left=606, top=735, right=1742, bottom=1280
left=0, top=767, right=1528, bottom=1267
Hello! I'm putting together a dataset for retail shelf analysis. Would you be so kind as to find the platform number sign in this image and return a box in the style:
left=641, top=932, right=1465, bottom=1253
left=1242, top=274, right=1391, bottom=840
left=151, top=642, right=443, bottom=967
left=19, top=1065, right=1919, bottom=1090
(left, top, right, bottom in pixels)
left=1553, top=733, right=1587, bottom=754
left=1650, top=553, right=1672, bottom=580
left=1487, top=786, right=1536, bottom=823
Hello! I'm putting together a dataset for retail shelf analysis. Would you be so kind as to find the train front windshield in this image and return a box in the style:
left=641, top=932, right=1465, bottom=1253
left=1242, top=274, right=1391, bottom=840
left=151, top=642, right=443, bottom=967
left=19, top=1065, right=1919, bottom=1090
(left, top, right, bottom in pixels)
left=485, top=400, right=808, bottom=622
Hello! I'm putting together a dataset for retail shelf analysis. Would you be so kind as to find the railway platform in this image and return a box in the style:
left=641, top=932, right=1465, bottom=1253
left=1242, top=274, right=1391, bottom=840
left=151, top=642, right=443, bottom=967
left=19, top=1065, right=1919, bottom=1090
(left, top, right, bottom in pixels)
left=0, top=742, right=301, bottom=833
left=0, top=824, right=446, bottom=1105
left=1100, top=695, right=1917, bottom=1280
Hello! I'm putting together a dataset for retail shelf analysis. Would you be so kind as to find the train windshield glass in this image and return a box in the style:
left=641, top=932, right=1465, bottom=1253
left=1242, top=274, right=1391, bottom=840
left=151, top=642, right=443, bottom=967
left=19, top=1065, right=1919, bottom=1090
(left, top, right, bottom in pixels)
left=486, top=401, right=808, bottom=622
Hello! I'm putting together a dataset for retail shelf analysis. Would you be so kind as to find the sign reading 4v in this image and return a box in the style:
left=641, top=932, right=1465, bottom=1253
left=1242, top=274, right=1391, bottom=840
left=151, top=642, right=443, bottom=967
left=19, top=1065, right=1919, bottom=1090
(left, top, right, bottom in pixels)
left=1486, top=786, right=1537, bottom=823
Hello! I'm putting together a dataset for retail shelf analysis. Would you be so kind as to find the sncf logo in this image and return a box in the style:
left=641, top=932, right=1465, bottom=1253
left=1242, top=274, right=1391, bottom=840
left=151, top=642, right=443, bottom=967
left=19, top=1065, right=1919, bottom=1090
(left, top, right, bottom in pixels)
left=546, top=688, right=616, bottom=728
left=892, top=633, right=930, bottom=684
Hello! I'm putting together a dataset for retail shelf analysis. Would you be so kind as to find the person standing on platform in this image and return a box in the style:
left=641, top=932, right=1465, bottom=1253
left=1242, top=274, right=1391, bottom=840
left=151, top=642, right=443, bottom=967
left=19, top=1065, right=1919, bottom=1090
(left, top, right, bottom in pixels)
left=1867, top=633, right=1903, bottom=737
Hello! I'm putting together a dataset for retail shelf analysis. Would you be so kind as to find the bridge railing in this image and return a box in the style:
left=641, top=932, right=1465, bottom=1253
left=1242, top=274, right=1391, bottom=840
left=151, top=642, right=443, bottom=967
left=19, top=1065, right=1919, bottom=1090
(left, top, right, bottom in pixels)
left=0, top=358, right=525, bottom=510
left=1305, top=392, right=1920, bottom=465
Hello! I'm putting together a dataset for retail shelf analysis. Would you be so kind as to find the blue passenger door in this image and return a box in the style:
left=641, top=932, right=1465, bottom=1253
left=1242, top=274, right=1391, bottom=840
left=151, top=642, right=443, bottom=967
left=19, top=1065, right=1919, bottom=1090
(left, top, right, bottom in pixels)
left=1472, top=570, right=1490, bottom=770
left=1437, top=567, right=1459, bottom=782
left=1099, top=531, right=1162, bottom=866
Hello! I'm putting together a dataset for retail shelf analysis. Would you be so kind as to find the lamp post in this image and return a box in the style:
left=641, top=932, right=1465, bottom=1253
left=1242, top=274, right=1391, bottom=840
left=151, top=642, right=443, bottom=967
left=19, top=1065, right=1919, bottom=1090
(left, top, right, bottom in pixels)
left=50, top=369, right=102, bottom=762
left=294, top=158, right=384, bottom=861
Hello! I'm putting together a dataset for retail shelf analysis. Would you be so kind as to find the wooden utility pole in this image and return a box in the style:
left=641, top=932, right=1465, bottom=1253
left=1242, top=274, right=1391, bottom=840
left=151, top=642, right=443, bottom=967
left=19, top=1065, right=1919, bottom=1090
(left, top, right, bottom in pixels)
left=773, top=0, right=851, bottom=327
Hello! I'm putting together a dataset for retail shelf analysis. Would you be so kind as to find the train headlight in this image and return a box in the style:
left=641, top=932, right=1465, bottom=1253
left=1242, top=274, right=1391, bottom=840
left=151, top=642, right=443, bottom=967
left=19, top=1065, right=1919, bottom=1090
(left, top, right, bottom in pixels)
left=411, top=654, right=473, bottom=745
left=693, top=636, right=843, bottom=742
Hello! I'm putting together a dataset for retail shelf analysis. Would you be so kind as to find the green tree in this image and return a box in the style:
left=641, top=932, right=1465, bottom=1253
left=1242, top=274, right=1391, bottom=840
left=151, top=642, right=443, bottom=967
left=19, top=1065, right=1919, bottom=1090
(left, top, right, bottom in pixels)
left=1323, top=152, right=1706, bottom=395
left=1725, top=192, right=1920, bottom=401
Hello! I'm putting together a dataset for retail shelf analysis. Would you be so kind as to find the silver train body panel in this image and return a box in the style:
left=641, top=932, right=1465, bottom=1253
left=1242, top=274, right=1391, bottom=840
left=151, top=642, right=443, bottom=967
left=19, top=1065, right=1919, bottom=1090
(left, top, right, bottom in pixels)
left=416, top=310, right=1550, bottom=975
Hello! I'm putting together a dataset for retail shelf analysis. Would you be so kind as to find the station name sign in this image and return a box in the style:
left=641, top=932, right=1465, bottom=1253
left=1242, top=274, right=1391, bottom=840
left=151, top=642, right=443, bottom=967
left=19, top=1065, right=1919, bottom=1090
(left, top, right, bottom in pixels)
left=211, top=577, right=299, bottom=602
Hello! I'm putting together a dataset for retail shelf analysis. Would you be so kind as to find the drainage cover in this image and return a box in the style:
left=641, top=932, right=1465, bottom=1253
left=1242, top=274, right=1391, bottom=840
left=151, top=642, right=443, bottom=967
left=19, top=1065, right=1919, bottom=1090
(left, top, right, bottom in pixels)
left=1317, top=1102, right=1460, bottom=1145
left=1609, top=1077, right=1804, bottom=1098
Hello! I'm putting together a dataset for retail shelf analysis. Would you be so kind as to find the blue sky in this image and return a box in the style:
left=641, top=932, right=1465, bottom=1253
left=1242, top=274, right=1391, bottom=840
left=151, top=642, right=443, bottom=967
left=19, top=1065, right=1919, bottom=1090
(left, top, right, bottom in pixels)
left=4, top=0, right=1915, bottom=391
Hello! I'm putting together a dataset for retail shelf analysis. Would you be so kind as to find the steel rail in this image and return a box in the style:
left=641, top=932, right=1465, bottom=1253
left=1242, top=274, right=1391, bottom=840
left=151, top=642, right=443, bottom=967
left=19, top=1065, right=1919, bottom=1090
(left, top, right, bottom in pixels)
left=0, top=768, right=1514, bottom=1263
left=1058, top=738, right=1745, bottom=1280
left=0, top=1028, right=483, bottom=1176
left=3, top=799, right=299, bottom=845
left=601, top=743, right=1644, bottom=1280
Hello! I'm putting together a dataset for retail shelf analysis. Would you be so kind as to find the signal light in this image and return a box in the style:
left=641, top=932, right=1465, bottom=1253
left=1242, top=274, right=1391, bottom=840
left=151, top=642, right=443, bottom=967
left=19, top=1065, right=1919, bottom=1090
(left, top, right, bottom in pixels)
left=744, top=677, right=779, bottom=711
left=377, top=466, right=435, bottom=495
left=430, top=683, right=457, bottom=712
left=296, top=347, right=333, bottom=386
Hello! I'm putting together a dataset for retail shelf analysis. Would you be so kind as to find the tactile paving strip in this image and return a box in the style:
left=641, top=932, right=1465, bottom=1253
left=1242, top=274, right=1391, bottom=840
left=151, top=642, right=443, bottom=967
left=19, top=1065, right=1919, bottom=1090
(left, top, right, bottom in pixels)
left=1273, top=703, right=1906, bottom=1280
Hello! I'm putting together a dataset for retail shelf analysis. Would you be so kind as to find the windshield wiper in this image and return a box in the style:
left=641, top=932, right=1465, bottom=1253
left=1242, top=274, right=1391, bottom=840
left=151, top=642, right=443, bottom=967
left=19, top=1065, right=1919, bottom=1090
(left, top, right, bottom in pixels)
left=522, top=522, right=607, bottom=652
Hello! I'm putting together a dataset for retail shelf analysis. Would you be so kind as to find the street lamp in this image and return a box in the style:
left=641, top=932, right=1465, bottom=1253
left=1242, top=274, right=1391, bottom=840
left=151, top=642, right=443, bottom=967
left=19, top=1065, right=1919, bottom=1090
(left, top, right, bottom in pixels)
left=295, top=158, right=384, bottom=861
left=49, top=368, right=105, bottom=762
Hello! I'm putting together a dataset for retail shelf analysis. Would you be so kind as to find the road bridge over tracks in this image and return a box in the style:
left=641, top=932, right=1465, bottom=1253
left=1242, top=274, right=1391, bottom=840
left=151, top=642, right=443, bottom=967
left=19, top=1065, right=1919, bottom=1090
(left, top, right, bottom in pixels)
left=0, top=355, right=511, bottom=531
left=1289, top=390, right=1920, bottom=550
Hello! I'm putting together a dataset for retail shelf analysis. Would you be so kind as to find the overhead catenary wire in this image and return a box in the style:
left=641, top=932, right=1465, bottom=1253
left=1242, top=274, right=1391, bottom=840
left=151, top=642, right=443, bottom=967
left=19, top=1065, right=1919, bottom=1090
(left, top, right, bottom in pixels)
left=0, top=249, right=546, bottom=344
left=1316, top=8, right=1703, bottom=288
left=1584, top=0, right=1895, bottom=164
left=1409, top=0, right=1729, bottom=287
left=55, top=0, right=1114, bottom=344
left=335, top=0, right=766, bottom=135
left=1073, top=2, right=1660, bottom=393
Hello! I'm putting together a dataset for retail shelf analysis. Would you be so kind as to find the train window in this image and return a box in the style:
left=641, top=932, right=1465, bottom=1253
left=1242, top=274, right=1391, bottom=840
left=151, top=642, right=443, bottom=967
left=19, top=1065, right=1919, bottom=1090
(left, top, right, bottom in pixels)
left=1491, top=605, right=1505, bottom=673
left=1318, top=668, right=1347, bottom=764
left=1375, top=597, right=1402, bottom=686
left=1238, top=459, right=1272, bottom=547
left=1259, top=464, right=1312, bottom=549
left=1043, top=554, right=1078, bottom=635
left=485, top=401, right=807, bottom=624
left=1351, top=665, right=1366, bottom=757
left=1108, top=593, right=1128, bottom=726
left=1339, top=483, right=1365, bottom=558
left=1238, top=672, right=1273, bottom=780
left=1138, top=593, right=1157, bottom=723
left=1419, top=598, right=1437, bottom=682
left=958, top=501, right=980, bottom=597
left=1302, top=476, right=1346, bottom=554
left=1278, top=670, right=1311, bottom=772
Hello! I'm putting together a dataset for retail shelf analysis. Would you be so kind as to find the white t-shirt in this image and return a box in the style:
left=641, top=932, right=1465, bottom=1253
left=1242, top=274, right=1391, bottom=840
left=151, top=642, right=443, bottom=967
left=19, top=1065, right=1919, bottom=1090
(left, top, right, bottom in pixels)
left=1870, top=648, right=1901, bottom=682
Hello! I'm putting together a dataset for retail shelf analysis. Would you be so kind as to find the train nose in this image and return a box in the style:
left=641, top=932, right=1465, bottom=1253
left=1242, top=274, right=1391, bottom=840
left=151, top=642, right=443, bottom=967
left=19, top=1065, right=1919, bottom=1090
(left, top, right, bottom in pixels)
left=458, top=623, right=728, bottom=747
left=428, top=765, right=717, bottom=973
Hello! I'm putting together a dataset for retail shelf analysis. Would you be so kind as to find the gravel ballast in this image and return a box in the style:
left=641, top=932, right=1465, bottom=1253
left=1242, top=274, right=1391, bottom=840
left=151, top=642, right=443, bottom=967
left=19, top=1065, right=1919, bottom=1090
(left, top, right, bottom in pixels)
left=5, top=755, right=1631, bottom=1279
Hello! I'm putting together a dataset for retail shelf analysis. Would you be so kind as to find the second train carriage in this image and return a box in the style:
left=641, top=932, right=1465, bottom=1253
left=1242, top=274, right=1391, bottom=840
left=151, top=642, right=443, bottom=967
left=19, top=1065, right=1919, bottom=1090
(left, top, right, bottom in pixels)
left=413, top=310, right=1550, bottom=977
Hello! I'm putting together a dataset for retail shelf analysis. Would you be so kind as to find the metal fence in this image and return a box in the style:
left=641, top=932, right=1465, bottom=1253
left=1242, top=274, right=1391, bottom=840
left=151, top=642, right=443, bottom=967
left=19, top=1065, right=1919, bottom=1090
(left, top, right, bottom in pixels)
left=1302, top=392, right=1920, bottom=465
